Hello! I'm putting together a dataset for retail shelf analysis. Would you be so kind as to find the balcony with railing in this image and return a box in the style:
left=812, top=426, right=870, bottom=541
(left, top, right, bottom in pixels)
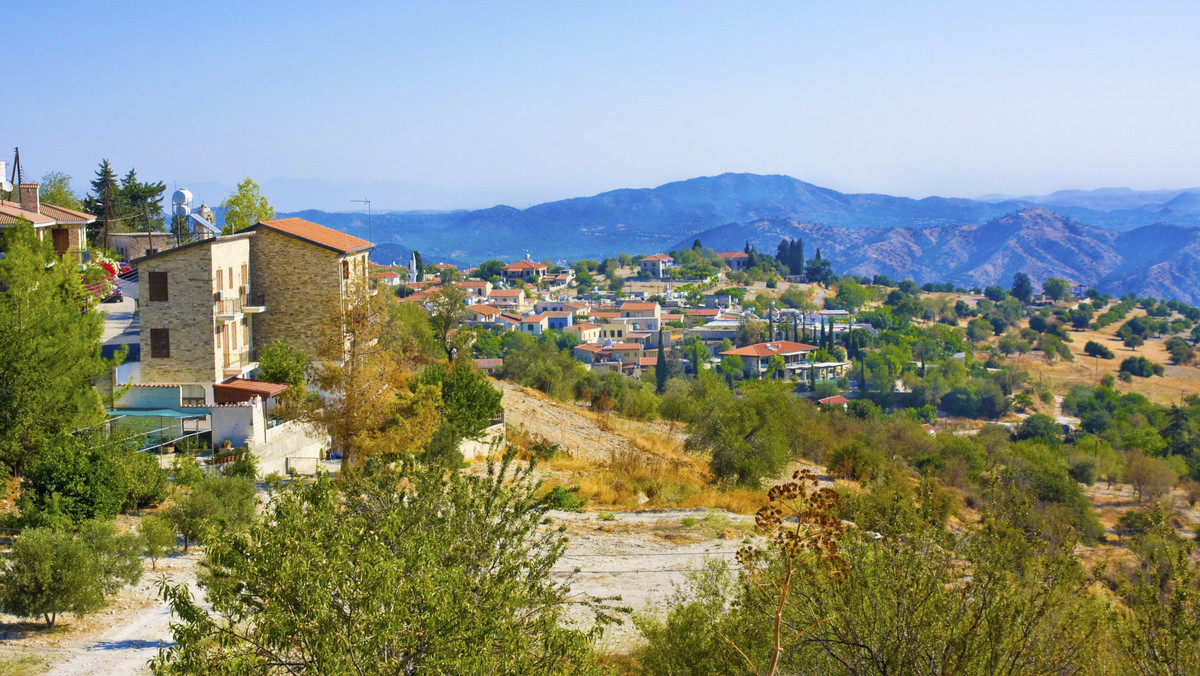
left=216, top=288, right=266, bottom=319
left=222, top=345, right=261, bottom=376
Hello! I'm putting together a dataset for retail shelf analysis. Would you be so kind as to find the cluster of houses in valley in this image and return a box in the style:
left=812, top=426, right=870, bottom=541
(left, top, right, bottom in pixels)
left=1, top=178, right=866, bottom=469
left=385, top=250, right=863, bottom=383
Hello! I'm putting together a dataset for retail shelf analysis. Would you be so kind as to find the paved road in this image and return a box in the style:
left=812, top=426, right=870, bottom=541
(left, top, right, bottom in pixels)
left=101, top=276, right=140, bottom=346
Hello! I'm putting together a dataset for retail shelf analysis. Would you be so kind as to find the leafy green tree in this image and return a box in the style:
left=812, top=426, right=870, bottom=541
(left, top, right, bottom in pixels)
left=165, top=475, right=257, bottom=552
left=1, top=524, right=143, bottom=628
left=151, top=456, right=607, bottom=674
left=427, top=282, right=469, bottom=360
left=0, top=223, right=112, bottom=474
left=1166, top=336, right=1196, bottom=365
left=140, top=514, right=176, bottom=570
left=1011, top=272, right=1034, bottom=303
left=38, top=171, right=85, bottom=211
left=984, top=285, right=1007, bottom=302
left=418, top=359, right=503, bottom=464
left=0, top=529, right=106, bottom=628
left=966, top=317, right=994, bottom=342
left=257, top=340, right=311, bottom=401
left=115, top=450, right=170, bottom=514
left=1042, top=277, right=1071, bottom=302
left=19, top=432, right=124, bottom=525
left=1015, top=413, right=1061, bottom=442
left=690, top=381, right=802, bottom=486
left=1084, top=340, right=1115, bottom=359
left=120, top=168, right=167, bottom=232
left=78, top=519, right=144, bottom=594
left=219, top=177, right=275, bottom=234
left=476, top=258, right=505, bottom=280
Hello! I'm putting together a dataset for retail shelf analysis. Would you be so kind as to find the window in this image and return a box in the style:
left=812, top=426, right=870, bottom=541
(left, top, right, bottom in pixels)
left=215, top=268, right=223, bottom=291
left=228, top=268, right=233, bottom=289
left=215, top=324, right=222, bottom=349
left=241, top=263, right=248, bottom=288
left=182, top=384, right=205, bottom=407
left=150, top=329, right=170, bottom=358
left=148, top=271, right=169, bottom=302
left=343, top=260, right=350, bottom=280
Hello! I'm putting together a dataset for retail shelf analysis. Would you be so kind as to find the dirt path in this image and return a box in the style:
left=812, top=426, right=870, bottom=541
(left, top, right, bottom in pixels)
left=549, top=508, right=756, bottom=652
left=42, top=575, right=199, bottom=676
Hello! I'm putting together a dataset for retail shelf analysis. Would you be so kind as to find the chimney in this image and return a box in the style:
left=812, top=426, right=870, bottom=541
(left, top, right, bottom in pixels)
left=19, top=183, right=39, bottom=214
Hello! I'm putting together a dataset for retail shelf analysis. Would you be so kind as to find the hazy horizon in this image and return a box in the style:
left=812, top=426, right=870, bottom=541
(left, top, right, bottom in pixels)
left=8, top=1, right=1199, bottom=211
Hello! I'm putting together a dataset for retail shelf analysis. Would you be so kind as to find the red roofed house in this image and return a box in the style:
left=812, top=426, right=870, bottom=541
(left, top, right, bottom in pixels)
left=454, top=280, right=493, bottom=297
left=371, top=270, right=402, bottom=287
left=818, top=395, right=850, bottom=409
left=488, top=287, right=529, bottom=312
left=639, top=253, right=674, bottom=278
left=501, top=257, right=547, bottom=283
left=720, top=340, right=818, bottom=379
left=719, top=251, right=750, bottom=271
left=466, top=304, right=504, bottom=323
left=619, top=301, right=662, bottom=320
left=1, top=182, right=95, bottom=261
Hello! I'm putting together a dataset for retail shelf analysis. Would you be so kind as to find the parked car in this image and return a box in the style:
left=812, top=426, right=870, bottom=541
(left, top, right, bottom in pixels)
left=117, top=262, right=133, bottom=276
left=102, top=287, right=124, bottom=303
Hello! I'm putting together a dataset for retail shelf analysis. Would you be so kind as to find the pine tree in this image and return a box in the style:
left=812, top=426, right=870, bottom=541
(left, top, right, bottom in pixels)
left=84, top=159, right=121, bottom=247
left=0, top=222, right=112, bottom=473
left=120, top=169, right=166, bottom=233
left=744, top=241, right=751, bottom=255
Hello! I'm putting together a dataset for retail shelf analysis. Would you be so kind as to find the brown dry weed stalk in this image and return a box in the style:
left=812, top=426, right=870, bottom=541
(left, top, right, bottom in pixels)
left=724, top=468, right=848, bottom=676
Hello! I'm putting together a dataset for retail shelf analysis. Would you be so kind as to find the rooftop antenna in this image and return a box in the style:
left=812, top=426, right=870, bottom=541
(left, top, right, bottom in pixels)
left=351, top=198, right=372, bottom=244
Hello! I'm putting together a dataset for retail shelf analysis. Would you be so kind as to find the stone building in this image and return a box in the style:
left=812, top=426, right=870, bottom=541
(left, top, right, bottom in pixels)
left=133, top=217, right=373, bottom=401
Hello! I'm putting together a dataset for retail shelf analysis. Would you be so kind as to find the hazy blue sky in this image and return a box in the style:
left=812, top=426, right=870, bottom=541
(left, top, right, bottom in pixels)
left=8, top=1, right=1199, bottom=210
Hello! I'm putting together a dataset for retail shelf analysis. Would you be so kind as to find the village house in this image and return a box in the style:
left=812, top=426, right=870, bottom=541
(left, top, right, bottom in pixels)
left=501, top=257, right=547, bottom=283
left=488, top=287, right=529, bottom=312
left=719, top=340, right=819, bottom=379
left=454, top=280, right=493, bottom=297
left=718, top=251, right=750, bottom=271
left=0, top=183, right=95, bottom=261
left=639, top=253, right=674, bottom=278
left=564, top=321, right=602, bottom=343
left=370, top=269, right=402, bottom=286
left=108, top=232, right=179, bottom=262
left=518, top=314, right=549, bottom=336
left=465, top=304, right=504, bottom=324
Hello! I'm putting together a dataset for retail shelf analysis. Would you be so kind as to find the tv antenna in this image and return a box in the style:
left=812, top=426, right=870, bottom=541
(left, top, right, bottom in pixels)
left=351, top=198, right=372, bottom=243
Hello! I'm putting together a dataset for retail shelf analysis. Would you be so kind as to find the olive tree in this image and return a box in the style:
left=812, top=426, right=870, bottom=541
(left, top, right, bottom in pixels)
left=152, top=455, right=611, bottom=674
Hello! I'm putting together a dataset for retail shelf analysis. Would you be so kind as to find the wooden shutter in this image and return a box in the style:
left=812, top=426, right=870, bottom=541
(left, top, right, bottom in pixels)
left=52, top=229, right=69, bottom=253
left=215, top=268, right=223, bottom=291
left=148, top=271, right=169, bottom=302
left=150, top=328, right=170, bottom=358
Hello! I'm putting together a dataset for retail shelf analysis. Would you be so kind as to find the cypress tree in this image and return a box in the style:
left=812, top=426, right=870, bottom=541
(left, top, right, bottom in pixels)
left=796, top=239, right=804, bottom=274
left=655, top=328, right=667, bottom=394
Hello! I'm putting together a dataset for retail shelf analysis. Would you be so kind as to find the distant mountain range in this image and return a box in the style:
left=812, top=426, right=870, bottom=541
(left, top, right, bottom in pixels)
left=275, top=173, right=1200, bottom=303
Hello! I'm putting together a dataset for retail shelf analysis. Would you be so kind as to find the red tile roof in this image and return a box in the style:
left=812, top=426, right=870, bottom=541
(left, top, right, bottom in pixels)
left=719, top=251, right=750, bottom=259
left=490, top=289, right=525, bottom=298
left=255, top=217, right=373, bottom=253
left=0, top=200, right=56, bottom=226
left=642, top=253, right=672, bottom=262
left=371, top=270, right=401, bottom=278
left=38, top=203, right=96, bottom=223
left=567, top=322, right=601, bottom=331
left=213, top=378, right=291, bottom=404
left=639, top=357, right=659, bottom=367
left=619, top=302, right=659, bottom=311
left=818, top=395, right=850, bottom=405
left=720, top=341, right=818, bottom=358
left=468, top=304, right=502, bottom=316
left=502, top=260, right=546, bottom=271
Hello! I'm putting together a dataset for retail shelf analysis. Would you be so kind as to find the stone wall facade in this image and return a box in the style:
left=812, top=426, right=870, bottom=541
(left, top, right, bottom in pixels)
left=250, top=229, right=366, bottom=360
left=110, top=233, right=177, bottom=261
left=139, top=234, right=255, bottom=384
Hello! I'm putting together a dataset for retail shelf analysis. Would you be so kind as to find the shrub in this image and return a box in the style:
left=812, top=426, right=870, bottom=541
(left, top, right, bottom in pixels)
left=1084, top=341, right=1115, bottom=359
left=20, top=433, right=124, bottom=525
left=541, top=485, right=587, bottom=511
left=827, top=439, right=887, bottom=481
left=1068, top=455, right=1099, bottom=486
left=140, top=514, right=176, bottom=569
left=1120, top=356, right=1164, bottom=378
left=115, top=451, right=170, bottom=513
